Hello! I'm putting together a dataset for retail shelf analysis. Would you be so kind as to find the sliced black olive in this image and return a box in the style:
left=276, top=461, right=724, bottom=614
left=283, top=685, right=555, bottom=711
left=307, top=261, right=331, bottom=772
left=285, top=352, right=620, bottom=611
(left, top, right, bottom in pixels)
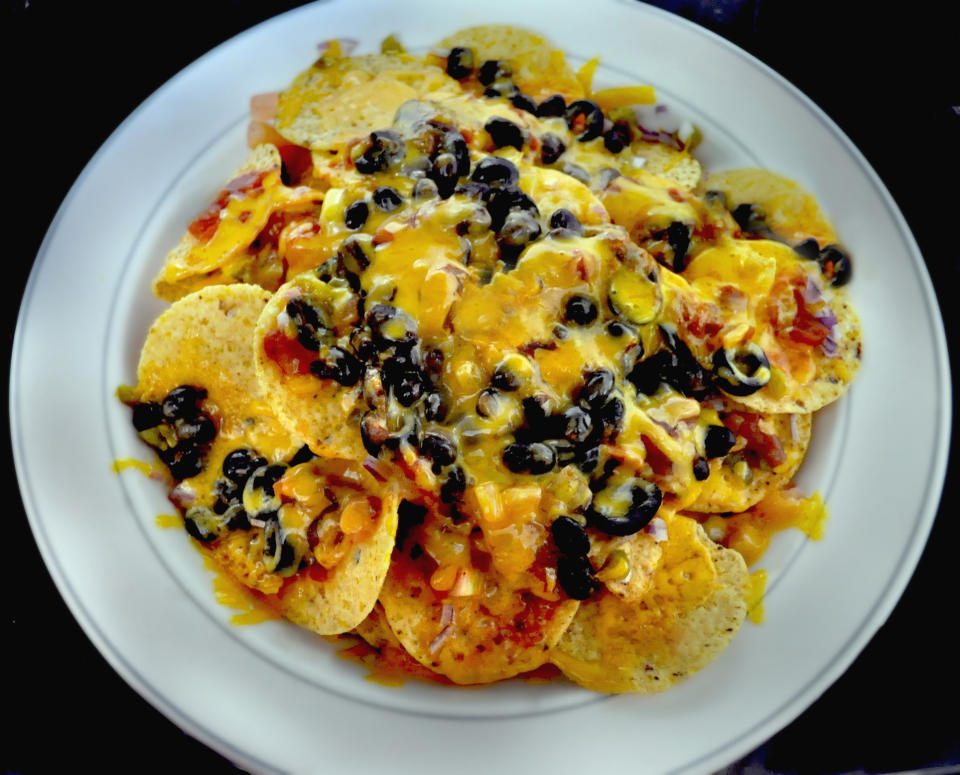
left=731, top=203, right=773, bottom=237
left=221, top=448, right=266, bottom=484
left=498, top=210, right=541, bottom=256
left=561, top=163, right=590, bottom=185
left=606, top=321, right=631, bottom=338
left=563, top=294, right=598, bottom=326
left=565, top=99, right=604, bottom=141
left=659, top=327, right=712, bottom=399
left=479, top=59, right=511, bottom=85
left=817, top=244, right=852, bottom=286
left=484, top=117, right=525, bottom=150
left=162, top=385, right=207, bottom=421
left=372, top=186, right=403, bottom=212
left=539, top=133, right=566, bottom=165
left=537, top=94, right=566, bottom=118
left=445, top=46, right=474, bottom=79
left=627, top=350, right=672, bottom=396
left=712, top=342, right=771, bottom=396
left=704, top=425, right=737, bottom=459
left=485, top=186, right=538, bottom=232
left=471, top=156, right=519, bottom=187
left=585, top=478, right=662, bottom=536
left=557, top=554, right=597, bottom=600
left=551, top=515, right=590, bottom=557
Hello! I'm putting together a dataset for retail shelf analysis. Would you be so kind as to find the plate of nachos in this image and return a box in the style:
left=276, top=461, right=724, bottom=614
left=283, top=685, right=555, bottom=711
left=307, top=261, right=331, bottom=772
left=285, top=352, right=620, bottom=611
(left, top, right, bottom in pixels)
left=12, top=1, right=949, bottom=773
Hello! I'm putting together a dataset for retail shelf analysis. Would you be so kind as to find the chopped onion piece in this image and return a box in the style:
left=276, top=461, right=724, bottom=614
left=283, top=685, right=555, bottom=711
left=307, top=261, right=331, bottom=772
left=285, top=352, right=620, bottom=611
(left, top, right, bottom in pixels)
left=645, top=516, right=668, bottom=542
left=429, top=625, right=454, bottom=654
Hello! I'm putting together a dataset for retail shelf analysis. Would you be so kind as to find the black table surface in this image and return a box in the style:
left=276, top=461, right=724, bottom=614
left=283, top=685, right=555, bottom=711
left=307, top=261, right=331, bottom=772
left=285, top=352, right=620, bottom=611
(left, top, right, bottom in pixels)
left=5, top=2, right=958, bottom=773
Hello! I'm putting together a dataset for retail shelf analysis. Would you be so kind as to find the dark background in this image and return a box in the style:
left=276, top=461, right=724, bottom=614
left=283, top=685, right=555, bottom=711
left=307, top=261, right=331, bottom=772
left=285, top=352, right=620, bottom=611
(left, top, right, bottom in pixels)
left=5, top=2, right=958, bottom=773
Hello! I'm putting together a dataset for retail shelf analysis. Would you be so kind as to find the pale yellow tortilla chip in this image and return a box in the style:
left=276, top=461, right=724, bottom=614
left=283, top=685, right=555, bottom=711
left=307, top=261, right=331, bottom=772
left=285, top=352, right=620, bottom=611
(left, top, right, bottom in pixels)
left=254, top=273, right=366, bottom=461
left=550, top=515, right=748, bottom=693
left=379, top=546, right=579, bottom=685
left=435, top=25, right=585, bottom=101
left=690, top=409, right=811, bottom=514
left=279, top=491, right=400, bottom=634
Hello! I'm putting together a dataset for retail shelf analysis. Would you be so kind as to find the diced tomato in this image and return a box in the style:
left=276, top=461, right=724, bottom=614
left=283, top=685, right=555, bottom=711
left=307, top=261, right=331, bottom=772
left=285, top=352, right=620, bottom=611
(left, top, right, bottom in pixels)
left=279, top=144, right=313, bottom=184
left=787, top=289, right=831, bottom=346
left=722, top=412, right=787, bottom=468
left=186, top=170, right=269, bottom=242
left=641, top=435, right=674, bottom=477
left=262, top=330, right=315, bottom=375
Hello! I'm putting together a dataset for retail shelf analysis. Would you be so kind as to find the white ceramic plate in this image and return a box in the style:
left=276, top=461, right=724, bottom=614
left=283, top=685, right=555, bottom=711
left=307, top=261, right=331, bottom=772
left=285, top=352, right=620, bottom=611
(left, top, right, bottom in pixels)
left=12, top=1, right=950, bottom=772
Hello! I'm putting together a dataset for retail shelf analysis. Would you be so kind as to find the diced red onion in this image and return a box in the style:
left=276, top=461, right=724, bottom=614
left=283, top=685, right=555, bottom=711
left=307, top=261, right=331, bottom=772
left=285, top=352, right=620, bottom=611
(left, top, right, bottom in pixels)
left=440, top=604, right=455, bottom=627
left=802, top=275, right=823, bottom=304
left=169, top=482, right=196, bottom=508
left=318, top=38, right=358, bottom=55
left=789, top=414, right=800, bottom=442
left=645, top=517, right=668, bottom=542
left=429, top=625, right=454, bottom=654
left=821, top=336, right=839, bottom=358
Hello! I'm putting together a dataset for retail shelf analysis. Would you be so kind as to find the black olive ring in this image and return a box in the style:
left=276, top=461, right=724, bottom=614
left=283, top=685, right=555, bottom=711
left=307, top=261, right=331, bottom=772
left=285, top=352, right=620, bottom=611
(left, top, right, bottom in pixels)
left=585, top=479, right=662, bottom=537
left=712, top=342, right=771, bottom=396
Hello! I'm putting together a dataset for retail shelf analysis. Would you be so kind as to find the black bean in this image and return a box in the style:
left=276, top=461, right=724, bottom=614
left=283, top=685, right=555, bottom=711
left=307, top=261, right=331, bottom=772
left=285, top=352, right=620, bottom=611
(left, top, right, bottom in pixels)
left=539, top=133, right=566, bottom=165
left=666, top=221, right=692, bottom=272
left=420, top=432, right=458, bottom=470
left=429, top=152, right=460, bottom=198
left=561, top=406, right=593, bottom=444
left=222, top=448, right=267, bottom=483
left=704, top=425, right=737, bottom=459
left=484, top=117, right=525, bottom=150
left=288, top=444, right=316, bottom=466
left=557, top=554, right=597, bottom=600
left=393, top=370, right=426, bottom=406
left=131, top=402, right=163, bottom=431
left=174, top=413, right=217, bottom=445
left=440, top=466, right=467, bottom=503
left=503, top=442, right=532, bottom=473
left=412, top=177, right=439, bottom=200
left=344, top=200, right=369, bottom=230
left=563, top=294, right=598, bottom=326
left=537, top=94, right=566, bottom=118
left=484, top=186, right=538, bottom=232
left=471, top=156, right=519, bottom=187
left=693, top=456, right=710, bottom=481
left=510, top=93, right=538, bottom=114
left=183, top=506, right=223, bottom=543
left=310, top=347, right=362, bottom=386
left=212, top=477, right=241, bottom=514
left=475, top=387, right=500, bottom=418
left=372, top=186, right=403, bottom=212
left=354, top=129, right=405, bottom=174
left=793, top=237, right=821, bottom=260
left=367, top=304, right=417, bottom=346
left=528, top=442, right=556, bottom=474
left=576, top=445, right=600, bottom=474
left=446, top=46, right=474, bottom=79
left=596, top=398, right=625, bottom=436
left=479, top=59, right=511, bottom=85
left=551, top=515, right=591, bottom=557
left=443, top=130, right=471, bottom=177
left=484, top=79, right=518, bottom=99
left=162, top=385, right=206, bottom=421
left=565, top=99, right=604, bottom=141
left=498, top=210, right=541, bottom=249
left=162, top=445, right=203, bottom=480
left=522, top=394, right=553, bottom=430
left=549, top=208, right=582, bottom=235
left=422, top=391, right=447, bottom=422
left=550, top=439, right=578, bottom=468
left=603, top=121, right=632, bottom=153
left=579, top=369, right=615, bottom=408
left=731, top=203, right=772, bottom=237
left=491, top=365, right=521, bottom=392
left=606, top=321, right=630, bottom=338
left=561, top=163, right=590, bottom=185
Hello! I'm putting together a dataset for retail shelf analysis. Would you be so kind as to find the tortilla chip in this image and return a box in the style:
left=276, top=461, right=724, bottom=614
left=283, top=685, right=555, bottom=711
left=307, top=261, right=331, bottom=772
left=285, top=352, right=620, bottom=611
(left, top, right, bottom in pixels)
left=689, top=408, right=811, bottom=514
left=550, top=515, right=748, bottom=693
left=254, top=273, right=366, bottom=461
left=153, top=145, right=320, bottom=302
left=280, top=491, right=400, bottom=634
left=435, top=25, right=585, bottom=101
